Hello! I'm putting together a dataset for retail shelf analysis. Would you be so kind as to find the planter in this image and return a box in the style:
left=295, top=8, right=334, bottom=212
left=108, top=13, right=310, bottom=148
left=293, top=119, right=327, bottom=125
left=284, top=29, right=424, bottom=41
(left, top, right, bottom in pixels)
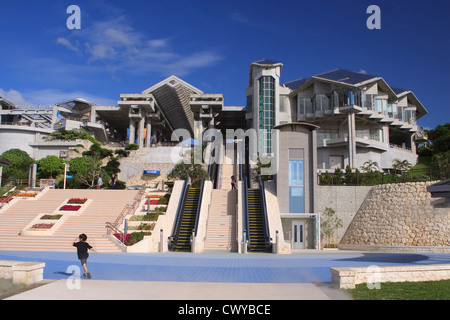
left=28, top=223, right=54, bottom=230
left=56, top=198, right=92, bottom=216
left=59, top=204, right=81, bottom=211
left=67, top=198, right=88, bottom=204
left=21, top=198, right=92, bottom=236
left=21, top=214, right=65, bottom=236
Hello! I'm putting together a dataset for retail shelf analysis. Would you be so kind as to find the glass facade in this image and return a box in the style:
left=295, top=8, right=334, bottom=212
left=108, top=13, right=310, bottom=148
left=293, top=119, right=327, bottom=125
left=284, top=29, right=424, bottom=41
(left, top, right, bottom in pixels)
left=289, top=158, right=305, bottom=213
left=258, top=76, right=275, bottom=154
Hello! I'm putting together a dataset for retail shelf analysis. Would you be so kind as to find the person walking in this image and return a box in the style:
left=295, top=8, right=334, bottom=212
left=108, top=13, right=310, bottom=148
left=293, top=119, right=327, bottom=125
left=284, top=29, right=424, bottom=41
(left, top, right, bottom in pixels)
left=97, top=176, right=103, bottom=189
left=109, top=174, right=116, bottom=189
left=231, top=175, right=236, bottom=190
left=73, top=233, right=97, bottom=279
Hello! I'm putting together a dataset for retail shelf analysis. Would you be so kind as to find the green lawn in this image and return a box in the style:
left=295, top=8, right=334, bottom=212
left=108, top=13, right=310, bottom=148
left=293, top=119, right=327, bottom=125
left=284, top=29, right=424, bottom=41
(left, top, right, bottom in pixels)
left=346, top=280, right=450, bottom=300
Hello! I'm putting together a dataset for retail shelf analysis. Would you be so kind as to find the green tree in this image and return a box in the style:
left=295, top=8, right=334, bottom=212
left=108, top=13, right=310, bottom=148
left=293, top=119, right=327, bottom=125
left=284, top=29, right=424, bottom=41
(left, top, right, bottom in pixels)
left=68, top=156, right=101, bottom=188
left=321, top=207, right=343, bottom=248
left=37, top=155, right=65, bottom=178
left=0, top=149, right=34, bottom=182
left=45, top=128, right=100, bottom=145
left=168, top=151, right=208, bottom=187
left=360, top=160, right=380, bottom=173
left=392, top=159, right=412, bottom=174
left=426, top=123, right=450, bottom=154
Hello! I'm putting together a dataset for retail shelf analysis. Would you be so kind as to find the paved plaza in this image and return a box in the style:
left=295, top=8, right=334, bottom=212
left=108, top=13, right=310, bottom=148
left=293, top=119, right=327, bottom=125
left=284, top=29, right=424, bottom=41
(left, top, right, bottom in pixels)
left=1, top=250, right=449, bottom=300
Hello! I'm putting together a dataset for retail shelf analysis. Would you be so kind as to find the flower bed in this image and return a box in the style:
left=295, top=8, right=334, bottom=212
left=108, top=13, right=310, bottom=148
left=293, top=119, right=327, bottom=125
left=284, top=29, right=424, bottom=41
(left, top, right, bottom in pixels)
left=67, top=198, right=88, bottom=204
left=19, top=192, right=37, bottom=197
left=145, top=199, right=160, bottom=205
left=59, top=204, right=81, bottom=211
left=113, top=232, right=151, bottom=246
left=0, top=197, right=13, bottom=204
left=28, top=223, right=54, bottom=231
left=40, top=214, right=63, bottom=220
left=146, top=195, right=164, bottom=199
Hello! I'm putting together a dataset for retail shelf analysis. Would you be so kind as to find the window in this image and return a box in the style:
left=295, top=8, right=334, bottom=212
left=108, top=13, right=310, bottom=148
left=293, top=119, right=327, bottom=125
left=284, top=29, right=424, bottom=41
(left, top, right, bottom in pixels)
left=289, top=149, right=305, bottom=213
left=259, top=76, right=275, bottom=154
left=298, top=97, right=313, bottom=114
left=315, top=94, right=330, bottom=111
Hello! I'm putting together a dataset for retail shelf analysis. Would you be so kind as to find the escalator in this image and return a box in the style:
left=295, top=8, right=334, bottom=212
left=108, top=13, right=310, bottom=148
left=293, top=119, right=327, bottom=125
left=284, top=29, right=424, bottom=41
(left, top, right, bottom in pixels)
left=247, top=188, right=267, bottom=252
left=243, top=178, right=272, bottom=253
left=171, top=187, right=200, bottom=251
left=169, top=178, right=205, bottom=252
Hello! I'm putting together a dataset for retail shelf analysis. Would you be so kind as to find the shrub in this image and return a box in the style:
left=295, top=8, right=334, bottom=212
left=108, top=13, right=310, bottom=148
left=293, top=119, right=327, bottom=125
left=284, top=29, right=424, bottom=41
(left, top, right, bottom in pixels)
left=67, top=198, right=87, bottom=204
left=41, top=214, right=63, bottom=220
left=125, top=143, right=139, bottom=151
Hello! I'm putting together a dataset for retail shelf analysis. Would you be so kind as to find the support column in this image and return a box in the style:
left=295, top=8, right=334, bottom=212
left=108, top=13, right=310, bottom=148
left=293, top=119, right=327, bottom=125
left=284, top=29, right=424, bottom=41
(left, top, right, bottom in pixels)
left=138, top=117, right=145, bottom=148
left=51, top=105, right=58, bottom=128
left=129, top=118, right=136, bottom=145
left=145, top=121, right=152, bottom=147
left=90, top=105, right=97, bottom=123
left=347, top=113, right=357, bottom=168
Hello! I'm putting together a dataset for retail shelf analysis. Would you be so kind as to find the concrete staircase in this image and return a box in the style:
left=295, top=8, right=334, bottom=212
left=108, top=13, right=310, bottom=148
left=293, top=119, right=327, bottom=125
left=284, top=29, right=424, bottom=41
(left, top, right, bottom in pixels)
left=0, top=189, right=139, bottom=252
left=204, top=189, right=238, bottom=252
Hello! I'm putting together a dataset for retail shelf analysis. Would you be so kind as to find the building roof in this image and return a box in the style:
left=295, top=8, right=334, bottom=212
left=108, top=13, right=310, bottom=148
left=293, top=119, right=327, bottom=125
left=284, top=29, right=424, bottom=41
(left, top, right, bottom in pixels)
left=283, top=78, right=308, bottom=90
left=142, top=75, right=203, bottom=135
left=251, top=58, right=283, bottom=66
left=314, top=68, right=379, bottom=85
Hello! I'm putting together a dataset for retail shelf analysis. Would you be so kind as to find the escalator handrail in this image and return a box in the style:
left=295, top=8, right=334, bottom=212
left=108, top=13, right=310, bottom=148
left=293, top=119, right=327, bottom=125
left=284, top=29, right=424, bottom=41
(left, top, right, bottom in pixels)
left=259, top=177, right=271, bottom=248
left=170, top=178, right=190, bottom=242
left=242, top=178, right=250, bottom=244
left=193, top=177, right=206, bottom=236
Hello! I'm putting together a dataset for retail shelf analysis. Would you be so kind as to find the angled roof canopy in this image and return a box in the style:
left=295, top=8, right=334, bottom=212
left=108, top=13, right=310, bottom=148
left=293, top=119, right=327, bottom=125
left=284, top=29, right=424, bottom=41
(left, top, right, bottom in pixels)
left=142, top=75, right=203, bottom=135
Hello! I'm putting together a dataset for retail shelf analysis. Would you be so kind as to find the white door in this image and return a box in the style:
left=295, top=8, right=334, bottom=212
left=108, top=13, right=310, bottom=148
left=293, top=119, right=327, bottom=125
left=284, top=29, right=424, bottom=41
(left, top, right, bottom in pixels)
left=292, top=221, right=305, bottom=249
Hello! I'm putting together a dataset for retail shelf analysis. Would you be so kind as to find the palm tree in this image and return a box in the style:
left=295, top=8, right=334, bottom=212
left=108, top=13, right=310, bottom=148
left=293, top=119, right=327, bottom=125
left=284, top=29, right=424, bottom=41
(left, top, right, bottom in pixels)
left=392, top=159, right=412, bottom=173
left=360, top=160, right=380, bottom=173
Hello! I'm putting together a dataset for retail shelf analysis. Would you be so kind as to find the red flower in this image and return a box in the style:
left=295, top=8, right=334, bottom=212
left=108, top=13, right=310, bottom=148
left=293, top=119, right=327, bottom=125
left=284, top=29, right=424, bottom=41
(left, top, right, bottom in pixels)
left=67, top=198, right=87, bottom=204
left=59, top=204, right=81, bottom=211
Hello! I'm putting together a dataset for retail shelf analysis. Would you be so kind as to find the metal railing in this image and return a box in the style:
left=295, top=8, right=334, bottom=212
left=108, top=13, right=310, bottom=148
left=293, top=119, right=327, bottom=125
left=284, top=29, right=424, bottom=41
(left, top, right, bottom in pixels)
left=318, top=167, right=446, bottom=186
left=242, top=178, right=250, bottom=251
left=168, top=178, right=189, bottom=250
left=259, top=178, right=271, bottom=250
left=105, top=187, right=146, bottom=241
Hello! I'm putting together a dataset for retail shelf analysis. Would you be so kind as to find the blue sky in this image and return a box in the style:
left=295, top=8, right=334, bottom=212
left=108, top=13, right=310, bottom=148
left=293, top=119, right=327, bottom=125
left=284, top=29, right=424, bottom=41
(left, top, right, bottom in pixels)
left=0, top=0, right=448, bottom=129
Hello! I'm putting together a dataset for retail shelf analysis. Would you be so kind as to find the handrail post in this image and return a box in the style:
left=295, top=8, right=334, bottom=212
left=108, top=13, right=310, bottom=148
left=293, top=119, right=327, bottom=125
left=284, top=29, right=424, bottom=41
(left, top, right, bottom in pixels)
left=160, top=229, right=164, bottom=252
left=191, top=229, right=195, bottom=253
left=275, top=230, right=279, bottom=254
left=243, top=230, right=247, bottom=254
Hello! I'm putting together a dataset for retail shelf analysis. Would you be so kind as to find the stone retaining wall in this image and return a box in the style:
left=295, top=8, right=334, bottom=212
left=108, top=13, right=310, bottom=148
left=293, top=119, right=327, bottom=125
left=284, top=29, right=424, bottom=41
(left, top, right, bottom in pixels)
left=340, top=182, right=449, bottom=251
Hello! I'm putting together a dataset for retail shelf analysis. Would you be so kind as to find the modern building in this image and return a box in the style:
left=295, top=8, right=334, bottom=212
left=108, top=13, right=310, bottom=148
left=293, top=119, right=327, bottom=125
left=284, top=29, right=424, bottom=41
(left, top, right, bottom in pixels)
left=0, top=59, right=430, bottom=251
left=245, top=59, right=428, bottom=171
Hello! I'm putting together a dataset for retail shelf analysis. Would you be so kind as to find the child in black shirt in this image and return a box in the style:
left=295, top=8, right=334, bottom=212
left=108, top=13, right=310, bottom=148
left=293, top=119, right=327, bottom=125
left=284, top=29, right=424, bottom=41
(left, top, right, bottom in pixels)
left=73, top=233, right=97, bottom=279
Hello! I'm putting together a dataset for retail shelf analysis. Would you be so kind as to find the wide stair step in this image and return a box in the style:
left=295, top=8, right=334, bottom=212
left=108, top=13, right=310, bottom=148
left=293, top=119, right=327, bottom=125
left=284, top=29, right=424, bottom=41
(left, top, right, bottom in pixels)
left=204, top=189, right=238, bottom=252
left=0, top=189, right=140, bottom=253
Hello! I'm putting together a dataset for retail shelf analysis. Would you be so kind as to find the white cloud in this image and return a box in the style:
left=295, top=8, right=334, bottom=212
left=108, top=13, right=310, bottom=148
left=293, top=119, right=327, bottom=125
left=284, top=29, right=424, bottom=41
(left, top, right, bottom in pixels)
left=58, top=16, right=223, bottom=76
left=56, top=37, right=79, bottom=52
left=0, top=88, right=116, bottom=108
left=0, top=88, right=34, bottom=108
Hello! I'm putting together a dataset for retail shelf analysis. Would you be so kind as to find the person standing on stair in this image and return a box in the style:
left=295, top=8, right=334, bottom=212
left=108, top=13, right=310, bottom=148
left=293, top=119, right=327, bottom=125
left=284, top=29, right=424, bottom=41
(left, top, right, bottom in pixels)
left=73, top=233, right=96, bottom=279
left=231, top=176, right=236, bottom=190
left=109, top=174, right=116, bottom=189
